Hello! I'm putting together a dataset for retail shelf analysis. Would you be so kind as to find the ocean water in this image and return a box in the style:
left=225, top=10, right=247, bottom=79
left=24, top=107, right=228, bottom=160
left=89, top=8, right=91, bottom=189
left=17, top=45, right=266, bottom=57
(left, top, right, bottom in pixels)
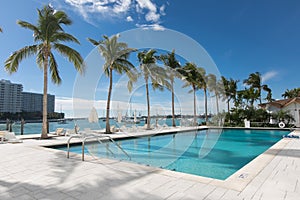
left=0, top=117, right=204, bottom=135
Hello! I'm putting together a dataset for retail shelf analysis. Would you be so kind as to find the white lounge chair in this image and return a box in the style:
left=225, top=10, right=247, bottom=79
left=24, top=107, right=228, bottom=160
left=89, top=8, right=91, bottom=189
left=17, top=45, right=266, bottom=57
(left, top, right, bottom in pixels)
left=0, top=131, right=22, bottom=143
left=65, top=125, right=80, bottom=136
left=55, top=128, right=66, bottom=136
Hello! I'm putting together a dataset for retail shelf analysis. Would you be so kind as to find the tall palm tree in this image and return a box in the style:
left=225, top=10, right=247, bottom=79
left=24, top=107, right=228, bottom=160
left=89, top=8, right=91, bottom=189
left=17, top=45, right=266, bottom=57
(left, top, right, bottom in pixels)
left=138, top=49, right=170, bottom=129
left=88, top=35, right=137, bottom=133
left=228, top=78, right=239, bottom=108
left=243, top=72, right=269, bottom=104
left=160, top=50, right=181, bottom=127
left=197, top=67, right=208, bottom=124
left=207, top=74, right=220, bottom=114
left=241, top=87, right=260, bottom=108
left=179, top=62, right=201, bottom=126
left=5, top=5, right=84, bottom=138
left=220, top=76, right=239, bottom=113
left=263, top=86, right=273, bottom=102
left=219, top=76, right=230, bottom=112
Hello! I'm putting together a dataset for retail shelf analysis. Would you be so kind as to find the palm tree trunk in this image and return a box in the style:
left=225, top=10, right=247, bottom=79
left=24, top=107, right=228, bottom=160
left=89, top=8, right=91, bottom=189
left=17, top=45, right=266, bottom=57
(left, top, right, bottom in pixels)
left=105, top=67, right=113, bottom=133
left=193, top=87, right=197, bottom=126
left=145, top=77, right=151, bottom=130
left=216, top=94, right=219, bottom=114
left=171, top=80, right=176, bottom=127
left=41, top=56, right=48, bottom=139
left=204, top=88, right=208, bottom=124
left=227, top=99, right=231, bottom=124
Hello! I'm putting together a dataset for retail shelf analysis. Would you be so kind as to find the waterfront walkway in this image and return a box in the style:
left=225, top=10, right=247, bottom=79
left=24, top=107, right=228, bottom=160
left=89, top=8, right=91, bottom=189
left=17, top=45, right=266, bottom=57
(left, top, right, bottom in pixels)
left=0, top=128, right=299, bottom=199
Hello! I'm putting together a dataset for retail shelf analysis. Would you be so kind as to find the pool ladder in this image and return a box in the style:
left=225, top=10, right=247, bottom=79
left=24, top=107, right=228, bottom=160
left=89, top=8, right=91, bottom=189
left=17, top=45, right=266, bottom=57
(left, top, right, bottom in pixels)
left=67, top=133, right=131, bottom=161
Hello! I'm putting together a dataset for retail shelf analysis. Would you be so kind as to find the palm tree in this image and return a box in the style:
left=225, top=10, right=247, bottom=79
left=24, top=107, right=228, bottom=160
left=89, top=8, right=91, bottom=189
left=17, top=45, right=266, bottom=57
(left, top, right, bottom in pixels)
left=220, top=76, right=239, bottom=113
left=207, top=74, right=220, bottom=114
left=243, top=72, right=269, bottom=104
left=160, top=50, right=181, bottom=127
left=179, top=62, right=200, bottom=126
left=282, top=88, right=300, bottom=99
left=272, top=110, right=295, bottom=125
left=88, top=35, right=137, bottom=133
left=219, top=76, right=230, bottom=112
left=138, top=49, right=170, bottom=130
left=228, top=78, right=239, bottom=108
left=5, top=5, right=84, bottom=138
left=197, top=67, right=208, bottom=124
left=240, top=87, right=260, bottom=108
left=264, top=86, right=273, bottom=102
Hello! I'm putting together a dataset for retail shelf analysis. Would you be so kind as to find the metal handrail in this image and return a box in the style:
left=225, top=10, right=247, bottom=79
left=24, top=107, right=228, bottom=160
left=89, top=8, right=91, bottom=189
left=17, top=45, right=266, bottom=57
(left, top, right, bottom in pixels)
left=67, top=133, right=131, bottom=161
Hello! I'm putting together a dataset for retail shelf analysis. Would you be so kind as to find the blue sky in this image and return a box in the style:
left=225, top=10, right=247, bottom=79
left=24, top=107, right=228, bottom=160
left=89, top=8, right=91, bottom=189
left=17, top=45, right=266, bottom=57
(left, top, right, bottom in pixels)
left=0, top=0, right=300, bottom=117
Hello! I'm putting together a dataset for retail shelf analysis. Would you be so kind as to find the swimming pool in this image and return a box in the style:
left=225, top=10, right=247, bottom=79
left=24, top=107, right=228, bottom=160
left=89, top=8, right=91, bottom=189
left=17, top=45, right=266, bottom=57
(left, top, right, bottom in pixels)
left=57, top=129, right=289, bottom=180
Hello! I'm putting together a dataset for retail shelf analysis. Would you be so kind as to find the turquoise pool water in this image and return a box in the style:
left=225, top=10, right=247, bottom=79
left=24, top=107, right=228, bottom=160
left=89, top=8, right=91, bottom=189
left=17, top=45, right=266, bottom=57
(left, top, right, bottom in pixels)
left=58, top=129, right=288, bottom=180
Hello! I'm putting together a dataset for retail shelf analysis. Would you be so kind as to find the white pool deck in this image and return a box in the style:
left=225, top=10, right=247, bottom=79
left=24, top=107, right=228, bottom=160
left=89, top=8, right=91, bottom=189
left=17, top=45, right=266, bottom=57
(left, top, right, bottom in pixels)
left=0, top=127, right=300, bottom=200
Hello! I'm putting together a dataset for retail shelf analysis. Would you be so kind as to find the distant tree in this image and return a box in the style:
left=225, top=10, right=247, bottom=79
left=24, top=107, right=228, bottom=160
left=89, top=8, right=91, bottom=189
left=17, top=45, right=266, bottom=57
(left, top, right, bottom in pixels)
left=272, top=110, right=295, bottom=125
left=207, top=74, right=220, bottom=114
left=243, top=72, right=270, bottom=104
left=88, top=35, right=137, bottom=133
left=264, top=86, right=274, bottom=102
left=240, top=87, right=260, bottom=108
left=197, top=67, right=209, bottom=124
left=5, top=5, right=84, bottom=138
left=282, top=88, right=300, bottom=99
left=179, top=62, right=201, bottom=126
left=138, top=49, right=170, bottom=130
left=160, top=50, right=181, bottom=127
left=221, top=77, right=239, bottom=112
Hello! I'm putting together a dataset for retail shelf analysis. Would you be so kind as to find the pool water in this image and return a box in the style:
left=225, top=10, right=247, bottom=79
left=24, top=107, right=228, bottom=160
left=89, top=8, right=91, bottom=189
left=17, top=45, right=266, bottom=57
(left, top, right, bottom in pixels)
left=58, top=129, right=288, bottom=180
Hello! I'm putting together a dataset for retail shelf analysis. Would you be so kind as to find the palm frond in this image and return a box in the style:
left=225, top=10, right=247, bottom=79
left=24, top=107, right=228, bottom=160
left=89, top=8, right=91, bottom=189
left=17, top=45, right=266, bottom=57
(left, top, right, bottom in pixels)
left=5, top=45, right=38, bottom=73
left=36, top=46, right=45, bottom=69
left=17, top=20, right=39, bottom=33
left=49, top=52, right=61, bottom=84
left=54, top=10, right=72, bottom=25
left=53, top=43, right=84, bottom=74
left=51, top=32, right=80, bottom=44
left=87, top=38, right=100, bottom=46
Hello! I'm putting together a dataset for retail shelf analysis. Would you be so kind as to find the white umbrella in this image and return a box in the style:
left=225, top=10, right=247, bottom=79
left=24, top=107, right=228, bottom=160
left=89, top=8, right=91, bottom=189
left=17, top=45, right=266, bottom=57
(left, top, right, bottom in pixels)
left=88, top=107, right=98, bottom=123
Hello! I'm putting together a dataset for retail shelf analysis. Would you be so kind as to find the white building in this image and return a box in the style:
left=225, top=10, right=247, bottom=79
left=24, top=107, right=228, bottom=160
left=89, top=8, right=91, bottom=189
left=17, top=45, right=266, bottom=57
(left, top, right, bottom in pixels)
left=0, top=79, right=23, bottom=113
left=22, top=92, right=55, bottom=113
left=259, top=97, right=300, bottom=127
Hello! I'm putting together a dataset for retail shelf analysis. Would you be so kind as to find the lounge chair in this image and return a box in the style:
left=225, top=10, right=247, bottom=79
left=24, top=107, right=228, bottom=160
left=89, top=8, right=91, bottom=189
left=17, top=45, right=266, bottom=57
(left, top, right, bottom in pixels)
left=0, top=131, right=6, bottom=143
left=0, top=131, right=22, bottom=143
left=65, top=125, right=80, bottom=136
left=55, top=128, right=66, bottom=136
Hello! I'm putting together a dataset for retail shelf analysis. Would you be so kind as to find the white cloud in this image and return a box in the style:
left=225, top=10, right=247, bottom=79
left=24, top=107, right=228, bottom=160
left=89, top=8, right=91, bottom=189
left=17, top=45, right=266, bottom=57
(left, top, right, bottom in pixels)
left=136, top=23, right=165, bottom=31
left=136, top=0, right=160, bottom=22
left=160, top=4, right=166, bottom=16
left=262, top=70, right=278, bottom=83
left=126, top=16, right=133, bottom=22
left=62, top=0, right=167, bottom=30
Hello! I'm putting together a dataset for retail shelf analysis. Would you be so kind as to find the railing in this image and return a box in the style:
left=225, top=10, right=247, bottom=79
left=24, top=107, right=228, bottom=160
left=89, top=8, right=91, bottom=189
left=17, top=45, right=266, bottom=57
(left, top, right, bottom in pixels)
left=67, top=133, right=131, bottom=161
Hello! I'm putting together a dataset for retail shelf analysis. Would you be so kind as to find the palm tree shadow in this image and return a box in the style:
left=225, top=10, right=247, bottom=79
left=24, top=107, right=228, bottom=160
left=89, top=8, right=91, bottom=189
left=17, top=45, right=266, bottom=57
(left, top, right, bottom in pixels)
left=0, top=149, right=163, bottom=199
